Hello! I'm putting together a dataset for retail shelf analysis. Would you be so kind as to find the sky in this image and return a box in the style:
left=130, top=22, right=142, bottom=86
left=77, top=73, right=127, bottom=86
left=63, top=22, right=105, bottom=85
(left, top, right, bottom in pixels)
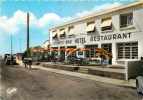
left=0, top=0, right=137, bottom=54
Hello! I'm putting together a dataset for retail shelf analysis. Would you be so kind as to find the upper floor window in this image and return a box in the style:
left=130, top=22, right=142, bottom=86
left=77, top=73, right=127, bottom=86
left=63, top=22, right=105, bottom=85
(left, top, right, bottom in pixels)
left=101, top=17, right=112, bottom=32
left=120, top=12, right=133, bottom=28
left=68, top=26, right=74, bottom=37
left=68, top=26, right=74, bottom=32
left=86, top=21, right=96, bottom=34
left=59, top=28, right=66, bottom=38
left=52, top=31, right=58, bottom=39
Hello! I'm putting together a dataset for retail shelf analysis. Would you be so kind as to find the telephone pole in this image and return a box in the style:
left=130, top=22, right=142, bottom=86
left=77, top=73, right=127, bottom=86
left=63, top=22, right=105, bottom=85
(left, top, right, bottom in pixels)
left=10, top=34, right=13, bottom=64
left=27, top=12, right=30, bottom=57
left=10, top=34, right=13, bottom=56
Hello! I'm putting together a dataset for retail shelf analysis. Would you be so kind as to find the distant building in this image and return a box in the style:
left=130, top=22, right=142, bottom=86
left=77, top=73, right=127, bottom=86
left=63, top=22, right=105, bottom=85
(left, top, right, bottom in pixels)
left=49, top=1, right=143, bottom=66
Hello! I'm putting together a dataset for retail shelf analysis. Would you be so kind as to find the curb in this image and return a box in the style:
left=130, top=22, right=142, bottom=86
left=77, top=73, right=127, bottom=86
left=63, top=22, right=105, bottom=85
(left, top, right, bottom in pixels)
left=31, top=65, right=136, bottom=88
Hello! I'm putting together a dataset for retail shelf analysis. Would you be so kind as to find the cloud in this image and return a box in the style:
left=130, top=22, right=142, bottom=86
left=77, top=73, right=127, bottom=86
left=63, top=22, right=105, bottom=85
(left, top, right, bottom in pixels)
left=93, top=2, right=122, bottom=11
left=0, top=2, right=122, bottom=36
left=0, top=10, right=61, bottom=35
left=38, top=13, right=61, bottom=28
left=51, top=2, right=122, bottom=26
left=0, top=2, right=124, bottom=54
left=76, top=2, right=122, bottom=17
left=0, top=10, right=26, bottom=34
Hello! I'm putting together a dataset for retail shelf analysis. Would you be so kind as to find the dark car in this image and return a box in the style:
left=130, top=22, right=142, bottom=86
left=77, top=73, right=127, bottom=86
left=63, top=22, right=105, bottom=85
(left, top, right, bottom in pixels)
left=12, top=54, right=18, bottom=64
left=4, top=54, right=17, bottom=65
left=67, top=56, right=88, bottom=65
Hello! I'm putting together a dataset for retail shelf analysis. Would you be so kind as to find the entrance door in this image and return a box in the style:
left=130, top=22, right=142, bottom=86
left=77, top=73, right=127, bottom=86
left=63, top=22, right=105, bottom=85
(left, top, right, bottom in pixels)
left=101, top=43, right=112, bottom=64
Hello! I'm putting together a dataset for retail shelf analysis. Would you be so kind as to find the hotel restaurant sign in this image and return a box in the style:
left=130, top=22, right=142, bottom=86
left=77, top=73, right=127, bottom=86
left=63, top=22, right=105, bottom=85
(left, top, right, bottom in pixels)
left=90, top=32, right=131, bottom=42
left=55, top=32, right=132, bottom=45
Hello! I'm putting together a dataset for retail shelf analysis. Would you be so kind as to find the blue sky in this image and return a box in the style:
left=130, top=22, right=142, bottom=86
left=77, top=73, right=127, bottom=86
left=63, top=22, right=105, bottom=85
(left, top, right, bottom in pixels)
left=0, top=0, right=136, bottom=54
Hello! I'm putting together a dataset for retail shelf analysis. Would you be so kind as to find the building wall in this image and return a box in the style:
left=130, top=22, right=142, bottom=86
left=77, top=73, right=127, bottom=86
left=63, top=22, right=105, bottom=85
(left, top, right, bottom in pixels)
left=49, top=4, right=143, bottom=65
left=134, top=8, right=143, bottom=59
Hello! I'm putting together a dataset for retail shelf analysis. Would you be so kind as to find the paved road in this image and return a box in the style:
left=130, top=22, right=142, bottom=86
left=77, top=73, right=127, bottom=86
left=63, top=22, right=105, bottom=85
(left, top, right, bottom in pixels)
left=0, top=58, right=4, bottom=94
left=1, top=64, right=138, bottom=100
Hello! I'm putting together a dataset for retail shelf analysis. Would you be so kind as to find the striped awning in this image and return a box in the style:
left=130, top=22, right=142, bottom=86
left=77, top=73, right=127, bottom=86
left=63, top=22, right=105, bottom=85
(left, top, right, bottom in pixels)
left=52, top=32, right=57, bottom=37
left=60, top=30, right=65, bottom=35
left=101, top=19, right=112, bottom=27
left=86, top=24, right=95, bottom=32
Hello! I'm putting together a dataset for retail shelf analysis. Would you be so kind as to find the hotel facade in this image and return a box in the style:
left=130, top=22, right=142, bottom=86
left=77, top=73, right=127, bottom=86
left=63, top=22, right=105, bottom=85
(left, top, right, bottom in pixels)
left=49, top=1, right=143, bottom=66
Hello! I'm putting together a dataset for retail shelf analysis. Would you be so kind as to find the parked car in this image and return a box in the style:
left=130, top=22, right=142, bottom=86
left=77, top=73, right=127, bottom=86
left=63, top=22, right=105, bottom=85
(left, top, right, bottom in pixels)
left=4, top=54, right=11, bottom=65
left=12, top=54, right=17, bottom=64
left=67, top=56, right=88, bottom=65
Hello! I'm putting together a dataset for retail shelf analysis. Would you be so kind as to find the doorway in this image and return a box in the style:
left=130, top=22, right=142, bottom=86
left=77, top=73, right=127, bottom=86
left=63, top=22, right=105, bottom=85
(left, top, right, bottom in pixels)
left=101, top=43, right=112, bottom=64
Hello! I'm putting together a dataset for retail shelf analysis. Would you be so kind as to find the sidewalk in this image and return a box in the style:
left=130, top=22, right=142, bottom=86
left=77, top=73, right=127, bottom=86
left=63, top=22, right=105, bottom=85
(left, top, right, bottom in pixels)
left=31, top=64, right=136, bottom=88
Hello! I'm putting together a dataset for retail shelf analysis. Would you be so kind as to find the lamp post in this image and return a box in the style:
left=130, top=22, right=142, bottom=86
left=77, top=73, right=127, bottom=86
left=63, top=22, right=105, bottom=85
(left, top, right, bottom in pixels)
left=10, top=34, right=13, bottom=64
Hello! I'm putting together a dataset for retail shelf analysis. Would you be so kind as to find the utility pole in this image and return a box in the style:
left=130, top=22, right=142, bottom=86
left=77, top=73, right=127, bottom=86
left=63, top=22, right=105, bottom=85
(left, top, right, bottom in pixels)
left=27, top=12, right=30, bottom=57
left=19, top=38, right=22, bottom=53
left=11, top=34, right=13, bottom=56
left=23, top=12, right=32, bottom=69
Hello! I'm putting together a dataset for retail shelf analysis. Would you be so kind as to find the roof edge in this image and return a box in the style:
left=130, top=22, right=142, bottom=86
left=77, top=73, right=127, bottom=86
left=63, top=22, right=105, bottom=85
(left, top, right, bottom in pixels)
left=49, top=1, right=143, bottom=31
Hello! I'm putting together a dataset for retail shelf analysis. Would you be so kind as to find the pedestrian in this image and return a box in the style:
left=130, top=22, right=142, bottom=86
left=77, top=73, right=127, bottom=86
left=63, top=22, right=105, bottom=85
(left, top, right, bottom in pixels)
left=23, top=57, right=27, bottom=69
left=24, top=62, right=27, bottom=69
left=28, top=58, right=32, bottom=70
left=136, top=76, right=143, bottom=100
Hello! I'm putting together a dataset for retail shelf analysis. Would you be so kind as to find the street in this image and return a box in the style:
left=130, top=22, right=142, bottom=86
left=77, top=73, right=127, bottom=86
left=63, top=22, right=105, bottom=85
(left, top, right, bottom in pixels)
left=1, top=62, right=138, bottom=100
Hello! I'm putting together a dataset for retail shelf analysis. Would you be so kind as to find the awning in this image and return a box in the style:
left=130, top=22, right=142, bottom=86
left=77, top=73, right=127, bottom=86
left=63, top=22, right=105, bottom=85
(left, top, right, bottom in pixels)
left=79, top=48, right=91, bottom=51
left=86, top=24, right=95, bottom=32
left=67, top=48, right=77, bottom=55
left=52, top=32, right=57, bottom=38
left=101, top=19, right=112, bottom=27
left=65, top=48, right=74, bottom=52
left=68, top=27, right=74, bottom=36
left=60, top=30, right=66, bottom=37
left=68, top=32, right=74, bottom=36
left=32, top=48, right=44, bottom=52
left=51, top=48, right=58, bottom=51
left=59, top=48, right=66, bottom=51
left=60, top=30, right=65, bottom=35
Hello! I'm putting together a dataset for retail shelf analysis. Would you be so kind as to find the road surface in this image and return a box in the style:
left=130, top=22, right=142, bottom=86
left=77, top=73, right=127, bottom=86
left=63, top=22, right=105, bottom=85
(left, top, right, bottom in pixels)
left=1, top=63, right=138, bottom=100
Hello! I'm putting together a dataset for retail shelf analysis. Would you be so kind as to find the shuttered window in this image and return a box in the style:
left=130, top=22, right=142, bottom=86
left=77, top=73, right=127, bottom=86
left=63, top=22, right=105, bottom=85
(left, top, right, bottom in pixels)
left=59, top=29, right=66, bottom=38
left=86, top=21, right=95, bottom=33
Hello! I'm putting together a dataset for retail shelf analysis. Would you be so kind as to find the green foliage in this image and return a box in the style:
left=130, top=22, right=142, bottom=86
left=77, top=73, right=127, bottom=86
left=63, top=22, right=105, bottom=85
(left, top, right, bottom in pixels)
left=23, top=48, right=32, bottom=57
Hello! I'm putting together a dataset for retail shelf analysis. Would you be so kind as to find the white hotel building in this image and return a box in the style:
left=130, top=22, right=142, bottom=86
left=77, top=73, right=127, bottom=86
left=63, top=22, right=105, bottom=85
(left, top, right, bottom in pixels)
left=49, top=1, right=143, bottom=66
